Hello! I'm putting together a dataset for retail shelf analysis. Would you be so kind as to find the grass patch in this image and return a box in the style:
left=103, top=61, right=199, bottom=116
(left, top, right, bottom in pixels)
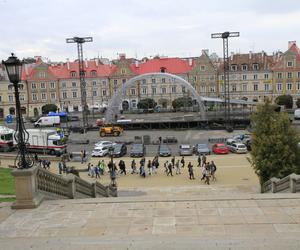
left=0, top=197, right=15, bottom=203
left=0, top=168, right=15, bottom=195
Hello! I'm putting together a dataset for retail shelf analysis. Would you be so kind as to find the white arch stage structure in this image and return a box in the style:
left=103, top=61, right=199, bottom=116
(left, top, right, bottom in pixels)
left=105, top=72, right=207, bottom=123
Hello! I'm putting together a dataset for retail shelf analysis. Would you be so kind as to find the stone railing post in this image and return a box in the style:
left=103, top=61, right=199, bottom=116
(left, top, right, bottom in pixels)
left=65, top=174, right=76, bottom=199
left=290, top=174, right=299, bottom=193
left=91, top=183, right=96, bottom=198
left=11, top=165, right=44, bottom=209
left=270, top=177, right=280, bottom=193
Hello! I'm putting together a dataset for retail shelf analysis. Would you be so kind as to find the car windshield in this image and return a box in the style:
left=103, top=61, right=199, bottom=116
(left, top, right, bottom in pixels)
left=238, top=145, right=246, bottom=148
left=160, top=145, right=169, bottom=152
left=0, top=133, right=13, bottom=141
left=181, top=145, right=190, bottom=149
left=132, top=145, right=142, bottom=151
left=197, top=144, right=207, bottom=149
left=114, top=144, right=122, bottom=151
left=218, top=146, right=226, bottom=150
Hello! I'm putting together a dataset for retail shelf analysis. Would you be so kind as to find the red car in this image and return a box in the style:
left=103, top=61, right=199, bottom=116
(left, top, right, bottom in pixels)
left=212, top=143, right=229, bottom=154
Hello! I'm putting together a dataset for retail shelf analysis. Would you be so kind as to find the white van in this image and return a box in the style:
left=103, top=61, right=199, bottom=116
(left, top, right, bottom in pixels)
left=294, top=109, right=300, bottom=120
left=34, top=116, right=60, bottom=127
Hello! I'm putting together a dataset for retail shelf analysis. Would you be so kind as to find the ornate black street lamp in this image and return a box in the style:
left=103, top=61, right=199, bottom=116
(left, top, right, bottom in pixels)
left=2, top=54, right=34, bottom=169
left=108, top=146, right=117, bottom=186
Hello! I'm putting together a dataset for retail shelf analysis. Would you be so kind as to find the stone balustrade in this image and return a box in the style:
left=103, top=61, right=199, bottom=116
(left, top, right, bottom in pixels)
left=262, top=173, right=300, bottom=193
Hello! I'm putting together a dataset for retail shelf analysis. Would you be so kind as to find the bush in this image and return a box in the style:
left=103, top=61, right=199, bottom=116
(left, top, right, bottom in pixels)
left=172, top=97, right=193, bottom=109
left=137, top=98, right=157, bottom=109
left=275, top=95, right=293, bottom=109
left=296, top=98, right=300, bottom=108
left=41, top=104, right=58, bottom=114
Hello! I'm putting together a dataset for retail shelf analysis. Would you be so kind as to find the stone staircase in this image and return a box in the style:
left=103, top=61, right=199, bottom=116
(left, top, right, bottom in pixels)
left=262, top=173, right=300, bottom=193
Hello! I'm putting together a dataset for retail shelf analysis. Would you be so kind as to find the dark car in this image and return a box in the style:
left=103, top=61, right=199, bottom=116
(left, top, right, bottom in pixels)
left=163, top=136, right=178, bottom=144
left=67, top=115, right=80, bottom=121
left=194, top=143, right=211, bottom=155
left=112, top=143, right=127, bottom=157
left=130, top=144, right=145, bottom=157
left=69, top=126, right=84, bottom=134
left=158, top=144, right=171, bottom=157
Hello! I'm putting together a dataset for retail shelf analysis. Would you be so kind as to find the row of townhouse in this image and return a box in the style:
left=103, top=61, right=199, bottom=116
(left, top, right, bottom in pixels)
left=1, top=41, right=300, bottom=118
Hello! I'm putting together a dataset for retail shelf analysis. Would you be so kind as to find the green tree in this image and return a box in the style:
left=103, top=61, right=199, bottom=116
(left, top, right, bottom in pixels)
left=41, top=104, right=58, bottom=114
left=275, top=94, right=293, bottom=109
left=296, top=98, right=300, bottom=108
left=172, top=97, right=193, bottom=109
left=137, top=98, right=157, bottom=109
left=249, top=101, right=300, bottom=185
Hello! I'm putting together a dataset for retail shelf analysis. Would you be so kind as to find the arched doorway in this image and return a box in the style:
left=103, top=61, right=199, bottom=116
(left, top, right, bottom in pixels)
left=21, top=107, right=26, bottom=115
left=122, top=100, right=129, bottom=111
left=106, top=72, right=206, bottom=122
left=0, top=108, right=3, bottom=119
left=9, top=107, right=15, bottom=115
left=33, top=108, right=39, bottom=117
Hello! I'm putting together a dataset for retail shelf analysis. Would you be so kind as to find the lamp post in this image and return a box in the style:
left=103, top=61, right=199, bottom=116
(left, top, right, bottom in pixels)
left=2, top=54, right=34, bottom=169
left=108, top=146, right=116, bottom=186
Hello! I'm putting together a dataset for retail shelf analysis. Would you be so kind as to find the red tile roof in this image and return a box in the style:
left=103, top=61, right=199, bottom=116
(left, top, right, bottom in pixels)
left=272, top=43, right=300, bottom=70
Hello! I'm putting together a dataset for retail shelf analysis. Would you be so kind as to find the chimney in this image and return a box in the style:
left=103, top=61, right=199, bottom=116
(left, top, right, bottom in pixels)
left=95, top=59, right=99, bottom=67
left=288, top=41, right=296, bottom=49
left=188, top=58, right=193, bottom=66
left=135, top=60, right=139, bottom=68
left=119, top=53, right=126, bottom=60
left=261, top=50, right=264, bottom=59
left=249, top=51, right=252, bottom=59
left=230, top=52, right=234, bottom=61
left=85, top=59, right=88, bottom=68
left=66, top=58, right=70, bottom=70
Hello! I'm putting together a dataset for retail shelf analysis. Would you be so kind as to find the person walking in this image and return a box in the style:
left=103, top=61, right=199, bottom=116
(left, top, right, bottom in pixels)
left=188, top=162, right=195, bottom=180
left=140, top=162, right=146, bottom=178
left=99, top=160, right=105, bottom=175
left=80, top=150, right=84, bottom=164
left=197, top=154, right=201, bottom=167
left=131, top=159, right=137, bottom=174
left=119, top=160, right=126, bottom=175
left=58, top=161, right=63, bottom=175
left=164, top=160, right=169, bottom=174
left=167, top=161, right=173, bottom=176
left=151, top=159, right=157, bottom=174
left=147, top=160, right=152, bottom=175
left=171, top=156, right=175, bottom=168
left=90, top=164, right=95, bottom=178
left=175, top=159, right=181, bottom=174
left=95, top=165, right=100, bottom=179
left=210, top=161, right=217, bottom=181
left=181, top=156, right=185, bottom=168
left=201, top=154, right=207, bottom=168
left=204, top=164, right=210, bottom=185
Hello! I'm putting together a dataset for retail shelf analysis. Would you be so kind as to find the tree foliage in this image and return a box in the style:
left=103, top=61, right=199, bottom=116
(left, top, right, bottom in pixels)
left=41, top=104, right=58, bottom=114
left=275, top=94, right=293, bottom=109
left=172, top=97, right=193, bottom=109
left=137, top=98, right=157, bottom=109
left=249, top=101, right=300, bottom=185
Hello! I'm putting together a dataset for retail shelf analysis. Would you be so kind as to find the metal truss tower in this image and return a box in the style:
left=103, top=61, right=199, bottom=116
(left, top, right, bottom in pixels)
left=66, top=36, right=93, bottom=131
left=211, top=31, right=239, bottom=131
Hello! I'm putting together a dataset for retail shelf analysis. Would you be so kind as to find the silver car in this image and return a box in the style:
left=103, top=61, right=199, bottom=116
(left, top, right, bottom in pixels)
left=179, top=144, right=193, bottom=156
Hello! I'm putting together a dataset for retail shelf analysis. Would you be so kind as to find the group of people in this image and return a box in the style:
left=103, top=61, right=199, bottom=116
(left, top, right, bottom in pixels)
left=34, top=153, right=51, bottom=169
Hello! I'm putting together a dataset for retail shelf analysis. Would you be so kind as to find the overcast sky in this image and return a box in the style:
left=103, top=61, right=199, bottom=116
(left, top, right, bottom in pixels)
left=0, top=0, right=299, bottom=61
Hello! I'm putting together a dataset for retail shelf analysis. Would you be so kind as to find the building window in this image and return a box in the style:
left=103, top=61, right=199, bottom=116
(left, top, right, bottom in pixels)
left=161, top=87, right=166, bottom=94
left=242, top=75, right=247, bottom=80
left=31, top=83, right=36, bottom=89
left=142, top=87, right=147, bottom=94
left=297, top=82, right=300, bottom=90
left=92, top=81, right=97, bottom=86
left=0, top=96, right=2, bottom=102
left=298, top=72, right=300, bottom=79
left=182, top=86, right=186, bottom=93
left=72, top=91, right=77, bottom=98
left=162, top=78, right=166, bottom=83
left=121, top=69, right=126, bottom=74
left=277, top=83, right=282, bottom=91
left=287, top=72, right=293, bottom=79
left=232, top=85, right=237, bottom=92
left=8, top=95, right=13, bottom=102
left=287, top=61, right=293, bottom=67
left=61, top=82, right=67, bottom=88
left=265, top=84, right=270, bottom=91
left=50, top=82, right=55, bottom=89
left=102, top=80, right=107, bottom=87
left=32, top=93, right=37, bottom=101
left=253, top=64, right=259, bottom=70
left=8, top=84, right=13, bottom=91
left=200, top=65, right=205, bottom=71
left=231, top=65, right=237, bottom=71
left=41, top=93, right=47, bottom=100
left=40, top=82, right=46, bottom=89
left=70, top=71, right=76, bottom=78
left=253, top=84, right=258, bottom=91
left=50, top=93, right=56, bottom=100
left=142, top=79, right=146, bottom=84
left=151, top=78, right=156, bottom=84
left=201, top=85, right=206, bottom=93
left=19, top=84, right=24, bottom=90
left=82, top=91, right=86, bottom=97
left=72, top=82, right=77, bottom=87
left=242, top=84, right=247, bottom=92
left=210, top=86, right=215, bottom=92
left=113, top=79, right=118, bottom=87
left=92, top=90, right=97, bottom=97
left=171, top=86, right=176, bottom=93
left=287, top=83, right=293, bottom=91
left=277, top=72, right=282, bottom=79
left=254, top=74, right=258, bottom=80
left=62, top=92, right=67, bottom=99
left=90, top=70, right=97, bottom=77
left=102, top=90, right=107, bottom=96
left=130, top=89, right=136, bottom=96
left=242, top=64, right=248, bottom=71
left=39, top=72, right=46, bottom=78
left=264, top=74, right=269, bottom=79
left=160, top=67, right=166, bottom=73
left=152, top=87, right=156, bottom=94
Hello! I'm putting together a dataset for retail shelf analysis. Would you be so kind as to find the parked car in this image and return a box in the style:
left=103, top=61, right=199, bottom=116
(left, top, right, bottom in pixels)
left=91, top=146, right=109, bottom=157
left=96, top=118, right=105, bottom=126
left=158, top=144, right=172, bottom=157
left=130, top=144, right=145, bottom=157
left=226, top=138, right=237, bottom=151
left=230, top=143, right=247, bottom=154
left=94, top=140, right=115, bottom=148
left=212, top=143, right=229, bottom=154
left=69, top=126, right=84, bottom=134
left=179, top=144, right=193, bottom=156
left=67, top=115, right=80, bottom=121
left=112, top=143, right=127, bottom=157
left=163, top=136, right=178, bottom=144
left=194, top=143, right=211, bottom=155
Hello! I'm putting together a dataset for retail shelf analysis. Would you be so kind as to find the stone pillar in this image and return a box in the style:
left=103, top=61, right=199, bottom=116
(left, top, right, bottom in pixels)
left=91, top=183, right=96, bottom=198
left=290, top=174, right=299, bottom=193
left=270, top=177, right=279, bottom=193
left=11, top=166, right=44, bottom=209
left=65, top=174, right=76, bottom=199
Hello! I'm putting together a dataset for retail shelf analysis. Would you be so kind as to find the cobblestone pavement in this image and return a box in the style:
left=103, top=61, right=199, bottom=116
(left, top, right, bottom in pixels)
left=2, top=192, right=300, bottom=249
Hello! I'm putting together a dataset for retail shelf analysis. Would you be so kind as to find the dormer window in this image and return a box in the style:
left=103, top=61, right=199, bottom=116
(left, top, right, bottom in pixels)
left=160, top=67, right=166, bottom=73
left=253, top=64, right=259, bottom=70
left=287, top=61, right=293, bottom=67
left=39, top=72, right=46, bottom=78
left=231, top=65, right=237, bottom=71
left=70, top=71, right=76, bottom=78
left=242, top=64, right=248, bottom=71
left=90, top=70, right=97, bottom=77
left=200, top=65, right=205, bottom=71
left=121, top=69, right=126, bottom=74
